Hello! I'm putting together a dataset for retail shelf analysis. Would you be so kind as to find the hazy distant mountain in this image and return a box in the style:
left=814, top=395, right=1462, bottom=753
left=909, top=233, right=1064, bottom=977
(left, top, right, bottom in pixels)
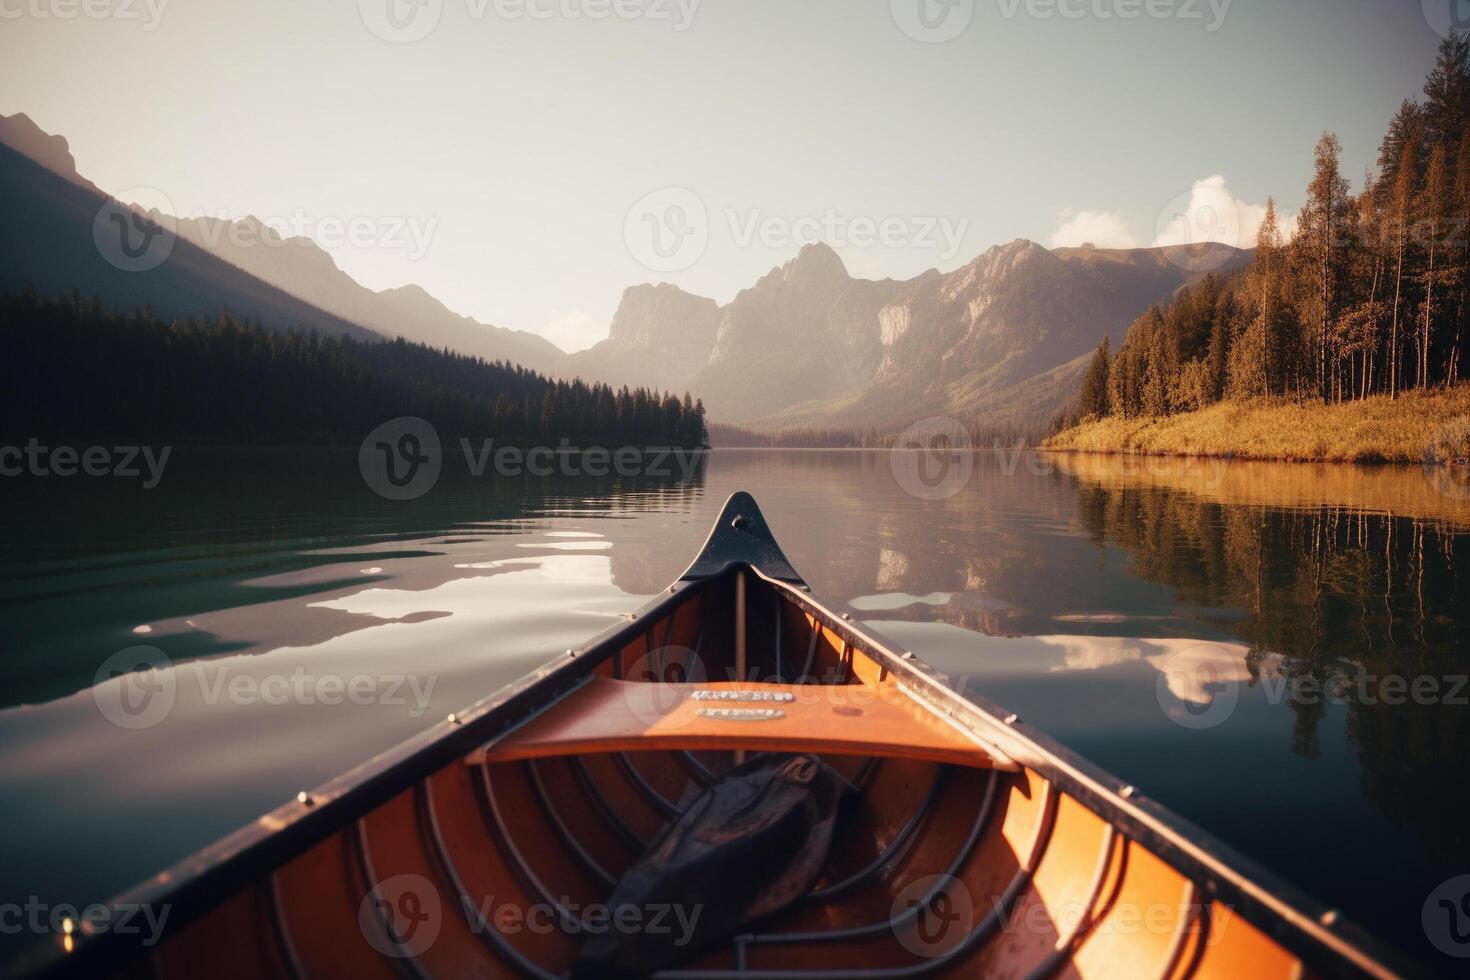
left=0, top=139, right=378, bottom=341
left=0, top=113, right=562, bottom=371
left=560, top=282, right=721, bottom=392
left=169, top=215, right=564, bottom=373
left=564, top=239, right=1248, bottom=434
left=3, top=111, right=1250, bottom=432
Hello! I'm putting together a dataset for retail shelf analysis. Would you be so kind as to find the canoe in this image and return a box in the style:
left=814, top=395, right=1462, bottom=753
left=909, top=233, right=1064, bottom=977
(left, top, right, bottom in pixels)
left=20, top=491, right=1411, bottom=979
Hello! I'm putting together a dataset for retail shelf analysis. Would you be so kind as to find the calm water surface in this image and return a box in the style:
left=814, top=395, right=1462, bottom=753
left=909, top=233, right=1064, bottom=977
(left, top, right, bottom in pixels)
left=1, top=448, right=1467, bottom=971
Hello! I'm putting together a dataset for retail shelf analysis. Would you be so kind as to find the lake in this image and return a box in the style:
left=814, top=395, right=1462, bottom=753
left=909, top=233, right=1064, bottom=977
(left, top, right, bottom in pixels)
left=1, top=446, right=1466, bottom=972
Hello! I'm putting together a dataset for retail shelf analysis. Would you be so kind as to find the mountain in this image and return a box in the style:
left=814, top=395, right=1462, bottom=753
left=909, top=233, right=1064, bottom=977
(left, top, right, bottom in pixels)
left=563, top=240, right=1249, bottom=434
left=0, top=139, right=379, bottom=341
left=560, top=282, right=721, bottom=391
left=168, top=216, right=564, bottom=373
left=0, top=113, right=99, bottom=193
left=0, top=113, right=562, bottom=371
left=2, top=111, right=1250, bottom=432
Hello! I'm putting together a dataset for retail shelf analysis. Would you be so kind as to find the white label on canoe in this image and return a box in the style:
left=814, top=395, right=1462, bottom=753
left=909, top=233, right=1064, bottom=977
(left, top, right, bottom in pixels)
left=691, top=690, right=796, bottom=703
left=695, top=707, right=785, bottom=721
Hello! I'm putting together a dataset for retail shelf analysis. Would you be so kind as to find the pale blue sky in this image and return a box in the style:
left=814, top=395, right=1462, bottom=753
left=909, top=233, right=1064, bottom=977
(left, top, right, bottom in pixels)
left=0, top=0, right=1448, bottom=349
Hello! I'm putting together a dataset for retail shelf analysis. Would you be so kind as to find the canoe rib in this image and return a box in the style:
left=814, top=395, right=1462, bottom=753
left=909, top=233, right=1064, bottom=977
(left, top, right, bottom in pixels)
left=467, top=677, right=1019, bottom=771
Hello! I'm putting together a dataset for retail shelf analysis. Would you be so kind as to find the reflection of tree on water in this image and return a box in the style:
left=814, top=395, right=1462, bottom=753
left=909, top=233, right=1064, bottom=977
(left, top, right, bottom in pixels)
left=1075, top=480, right=1470, bottom=861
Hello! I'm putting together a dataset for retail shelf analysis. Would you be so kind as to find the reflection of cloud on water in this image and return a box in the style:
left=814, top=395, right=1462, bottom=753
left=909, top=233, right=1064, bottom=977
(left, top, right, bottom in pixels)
left=514, top=540, right=613, bottom=551
left=851, top=591, right=953, bottom=611
left=851, top=590, right=1012, bottom=613
left=321, top=555, right=630, bottom=622
left=1035, top=635, right=1283, bottom=707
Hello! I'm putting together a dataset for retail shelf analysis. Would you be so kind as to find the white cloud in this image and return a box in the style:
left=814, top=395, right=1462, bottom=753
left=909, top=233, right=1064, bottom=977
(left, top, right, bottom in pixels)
left=1049, top=209, right=1141, bottom=249
left=1153, top=175, right=1297, bottom=250
left=538, top=310, right=606, bottom=353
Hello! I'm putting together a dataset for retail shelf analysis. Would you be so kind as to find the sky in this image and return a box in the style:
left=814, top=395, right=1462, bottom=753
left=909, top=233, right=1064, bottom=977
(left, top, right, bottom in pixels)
left=0, top=0, right=1452, bottom=351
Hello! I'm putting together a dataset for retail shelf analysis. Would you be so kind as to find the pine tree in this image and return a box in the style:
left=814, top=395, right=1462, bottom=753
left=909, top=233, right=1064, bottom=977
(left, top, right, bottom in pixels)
left=1423, top=32, right=1470, bottom=151
left=1387, top=141, right=1420, bottom=397
left=1298, top=133, right=1351, bottom=400
left=1417, top=142, right=1452, bottom=387
left=1078, top=337, right=1111, bottom=419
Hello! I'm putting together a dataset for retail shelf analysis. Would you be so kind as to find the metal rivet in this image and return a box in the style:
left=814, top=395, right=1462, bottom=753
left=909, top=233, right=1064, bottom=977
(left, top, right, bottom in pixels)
left=1004, top=713, right=1019, bottom=725
left=902, top=651, right=915, bottom=660
left=447, top=713, right=460, bottom=725
left=566, top=649, right=577, bottom=657
left=731, top=514, right=747, bottom=528
left=841, top=613, right=851, bottom=620
left=1120, top=785, right=1136, bottom=799
left=297, top=792, right=314, bottom=806
left=1320, top=910, right=1338, bottom=927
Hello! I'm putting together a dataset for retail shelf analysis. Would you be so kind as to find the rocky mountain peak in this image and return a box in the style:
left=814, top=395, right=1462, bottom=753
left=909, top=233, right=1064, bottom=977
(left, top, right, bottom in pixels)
left=0, top=113, right=95, bottom=191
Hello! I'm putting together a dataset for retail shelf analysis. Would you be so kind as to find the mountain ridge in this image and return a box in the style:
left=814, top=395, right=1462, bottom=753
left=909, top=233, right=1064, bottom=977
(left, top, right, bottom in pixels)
left=1, top=112, right=1251, bottom=436
left=567, top=238, right=1249, bottom=434
left=0, top=112, right=564, bottom=372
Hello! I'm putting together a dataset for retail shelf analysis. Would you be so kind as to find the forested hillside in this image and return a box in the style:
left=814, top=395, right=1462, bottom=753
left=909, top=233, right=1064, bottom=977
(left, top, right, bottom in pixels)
left=1072, top=34, right=1470, bottom=424
left=0, top=289, right=705, bottom=447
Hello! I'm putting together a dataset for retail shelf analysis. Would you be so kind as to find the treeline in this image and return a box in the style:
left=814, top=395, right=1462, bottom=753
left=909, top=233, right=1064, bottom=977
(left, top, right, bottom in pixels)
left=707, top=423, right=875, bottom=448
left=1078, top=34, right=1470, bottom=422
left=0, top=288, right=707, bottom=447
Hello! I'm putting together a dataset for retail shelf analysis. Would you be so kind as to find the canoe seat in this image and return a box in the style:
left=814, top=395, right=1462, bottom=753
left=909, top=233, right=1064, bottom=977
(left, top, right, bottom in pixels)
left=466, top=677, right=1018, bottom=770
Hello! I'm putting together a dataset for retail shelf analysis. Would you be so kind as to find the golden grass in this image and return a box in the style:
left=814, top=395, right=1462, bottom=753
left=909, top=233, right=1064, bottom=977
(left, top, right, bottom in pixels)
left=1044, top=384, right=1470, bottom=464
left=1049, top=453, right=1470, bottom=529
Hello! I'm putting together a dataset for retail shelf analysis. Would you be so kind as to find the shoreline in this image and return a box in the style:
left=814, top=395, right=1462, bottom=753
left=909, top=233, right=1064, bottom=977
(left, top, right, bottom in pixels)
left=1043, top=386, right=1470, bottom=465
